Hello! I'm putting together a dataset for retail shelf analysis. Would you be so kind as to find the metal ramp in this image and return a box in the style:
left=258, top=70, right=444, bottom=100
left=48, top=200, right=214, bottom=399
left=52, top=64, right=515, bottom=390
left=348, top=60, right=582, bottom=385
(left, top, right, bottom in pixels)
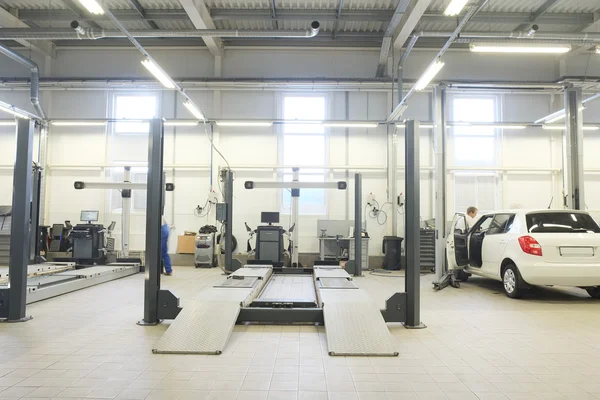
left=318, top=268, right=398, bottom=357
left=153, top=267, right=271, bottom=355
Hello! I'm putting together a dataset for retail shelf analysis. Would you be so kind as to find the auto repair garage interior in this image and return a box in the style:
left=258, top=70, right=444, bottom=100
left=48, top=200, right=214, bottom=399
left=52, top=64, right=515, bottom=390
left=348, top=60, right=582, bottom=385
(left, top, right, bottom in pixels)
left=2, top=0, right=600, bottom=398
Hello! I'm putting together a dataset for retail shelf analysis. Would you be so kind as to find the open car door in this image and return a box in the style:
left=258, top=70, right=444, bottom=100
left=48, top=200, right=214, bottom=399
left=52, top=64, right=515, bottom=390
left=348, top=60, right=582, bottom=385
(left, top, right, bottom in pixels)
left=446, top=213, right=469, bottom=271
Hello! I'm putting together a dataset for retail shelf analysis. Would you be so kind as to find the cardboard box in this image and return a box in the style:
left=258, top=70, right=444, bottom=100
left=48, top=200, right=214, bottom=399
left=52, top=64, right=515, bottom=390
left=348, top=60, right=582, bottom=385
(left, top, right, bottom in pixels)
left=177, top=235, right=196, bottom=254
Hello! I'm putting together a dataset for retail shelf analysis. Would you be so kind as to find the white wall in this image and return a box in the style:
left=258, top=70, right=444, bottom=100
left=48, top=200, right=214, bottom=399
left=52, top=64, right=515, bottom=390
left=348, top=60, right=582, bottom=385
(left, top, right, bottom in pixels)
left=1, top=46, right=599, bottom=256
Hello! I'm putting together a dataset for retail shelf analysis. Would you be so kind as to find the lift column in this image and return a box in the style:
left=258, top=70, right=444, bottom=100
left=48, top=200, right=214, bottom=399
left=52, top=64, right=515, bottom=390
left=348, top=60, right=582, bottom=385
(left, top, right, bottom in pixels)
left=564, top=86, right=584, bottom=210
left=0, top=119, right=34, bottom=322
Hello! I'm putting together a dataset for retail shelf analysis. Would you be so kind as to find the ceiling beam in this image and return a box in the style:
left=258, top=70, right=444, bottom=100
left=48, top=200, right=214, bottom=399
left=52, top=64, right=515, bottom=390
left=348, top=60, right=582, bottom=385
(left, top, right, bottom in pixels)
left=514, top=0, right=561, bottom=31
left=17, top=8, right=595, bottom=26
left=20, top=9, right=190, bottom=22
left=332, top=0, right=343, bottom=39
left=0, top=7, right=54, bottom=57
left=179, top=0, right=223, bottom=56
left=392, top=0, right=432, bottom=51
left=127, top=0, right=159, bottom=29
left=376, top=0, right=411, bottom=77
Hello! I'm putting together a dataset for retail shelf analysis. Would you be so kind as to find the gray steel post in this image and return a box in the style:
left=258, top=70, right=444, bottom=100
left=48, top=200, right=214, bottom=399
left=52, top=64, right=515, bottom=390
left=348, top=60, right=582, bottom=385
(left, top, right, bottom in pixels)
left=7, top=119, right=34, bottom=321
left=122, top=166, right=131, bottom=256
left=354, top=172, right=362, bottom=277
left=224, top=169, right=233, bottom=270
left=140, top=119, right=164, bottom=325
left=433, top=86, right=447, bottom=283
left=390, top=127, right=398, bottom=236
left=565, top=87, right=584, bottom=210
left=291, top=168, right=300, bottom=267
left=405, top=120, right=424, bottom=328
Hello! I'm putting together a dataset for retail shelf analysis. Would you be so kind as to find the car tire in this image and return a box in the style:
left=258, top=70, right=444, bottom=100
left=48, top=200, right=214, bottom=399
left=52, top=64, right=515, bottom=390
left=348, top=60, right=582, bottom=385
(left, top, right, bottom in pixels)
left=456, top=269, right=470, bottom=282
left=502, top=264, right=524, bottom=299
left=586, top=287, right=600, bottom=299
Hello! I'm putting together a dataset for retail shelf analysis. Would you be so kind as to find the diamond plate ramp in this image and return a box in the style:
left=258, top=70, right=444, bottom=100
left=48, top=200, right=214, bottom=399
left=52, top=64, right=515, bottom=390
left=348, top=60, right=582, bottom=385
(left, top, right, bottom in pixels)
left=153, top=301, right=240, bottom=355
left=321, top=290, right=398, bottom=357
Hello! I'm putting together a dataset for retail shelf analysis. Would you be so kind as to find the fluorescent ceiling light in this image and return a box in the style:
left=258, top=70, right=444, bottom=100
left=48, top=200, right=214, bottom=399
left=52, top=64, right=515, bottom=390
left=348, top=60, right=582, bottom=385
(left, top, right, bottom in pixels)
left=322, top=122, right=379, bottom=128
left=51, top=121, right=106, bottom=126
left=414, top=60, right=445, bottom=91
left=546, top=114, right=566, bottom=123
left=216, top=121, right=273, bottom=127
left=164, top=121, right=198, bottom=127
left=0, top=121, right=16, bottom=126
left=542, top=125, right=600, bottom=131
left=183, top=100, right=205, bottom=121
left=470, top=43, right=571, bottom=54
left=77, top=0, right=103, bottom=14
left=596, top=46, right=600, bottom=54
left=470, top=124, right=526, bottom=130
left=395, top=123, right=434, bottom=129
left=0, top=104, right=29, bottom=119
left=141, top=58, right=175, bottom=89
left=444, top=0, right=469, bottom=16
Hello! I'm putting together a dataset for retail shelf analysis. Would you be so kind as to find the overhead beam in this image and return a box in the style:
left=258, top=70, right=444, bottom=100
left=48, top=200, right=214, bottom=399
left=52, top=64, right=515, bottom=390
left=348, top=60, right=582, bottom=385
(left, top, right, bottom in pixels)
left=0, top=8, right=54, bottom=57
left=376, top=0, right=411, bottom=77
left=514, top=0, right=561, bottom=31
left=127, top=0, right=159, bottom=29
left=332, top=0, right=343, bottom=39
left=392, top=0, right=433, bottom=52
left=17, top=8, right=595, bottom=26
left=179, top=0, right=223, bottom=56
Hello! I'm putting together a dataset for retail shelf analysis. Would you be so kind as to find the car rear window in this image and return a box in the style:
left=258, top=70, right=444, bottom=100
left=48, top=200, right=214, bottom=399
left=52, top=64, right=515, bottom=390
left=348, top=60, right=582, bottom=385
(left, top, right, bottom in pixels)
left=526, top=212, right=600, bottom=233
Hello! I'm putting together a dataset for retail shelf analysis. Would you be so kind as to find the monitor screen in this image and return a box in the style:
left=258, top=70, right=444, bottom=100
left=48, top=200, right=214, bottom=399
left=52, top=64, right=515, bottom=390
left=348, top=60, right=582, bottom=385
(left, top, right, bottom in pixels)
left=80, top=210, right=99, bottom=222
left=261, top=212, right=280, bottom=224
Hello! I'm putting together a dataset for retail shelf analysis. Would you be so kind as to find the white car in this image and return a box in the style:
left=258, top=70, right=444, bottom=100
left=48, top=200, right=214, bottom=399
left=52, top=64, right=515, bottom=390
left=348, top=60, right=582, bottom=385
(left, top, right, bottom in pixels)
left=446, top=209, right=600, bottom=298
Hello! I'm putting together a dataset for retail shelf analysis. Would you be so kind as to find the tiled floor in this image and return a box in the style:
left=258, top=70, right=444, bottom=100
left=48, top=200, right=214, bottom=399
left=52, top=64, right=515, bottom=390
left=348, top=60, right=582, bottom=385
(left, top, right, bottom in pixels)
left=1, top=266, right=600, bottom=400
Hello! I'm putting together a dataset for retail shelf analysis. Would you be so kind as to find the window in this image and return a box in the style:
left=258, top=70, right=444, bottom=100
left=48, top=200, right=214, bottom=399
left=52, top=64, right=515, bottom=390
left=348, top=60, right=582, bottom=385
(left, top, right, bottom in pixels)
left=109, top=94, right=157, bottom=212
left=107, top=167, right=147, bottom=212
left=110, top=94, right=158, bottom=163
left=281, top=95, right=327, bottom=215
left=452, top=97, right=496, bottom=167
left=487, top=214, right=514, bottom=235
left=454, top=173, right=498, bottom=214
left=473, top=215, right=493, bottom=233
left=526, top=212, right=600, bottom=233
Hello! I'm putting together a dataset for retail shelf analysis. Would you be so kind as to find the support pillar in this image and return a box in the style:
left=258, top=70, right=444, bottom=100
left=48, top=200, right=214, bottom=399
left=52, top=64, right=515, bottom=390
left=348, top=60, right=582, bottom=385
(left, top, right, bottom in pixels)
left=122, top=166, right=131, bottom=257
left=390, top=126, right=398, bottom=236
left=1, top=119, right=34, bottom=322
left=139, top=119, right=165, bottom=325
left=224, top=169, right=233, bottom=271
left=564, top=87, right=584, bottom=210
left=433, top=86, right=448, bottom=285
left=354, top=173, right=362, bottom=277
left=291, top=168, right=300, bottom=267
left=404, top=120, right=425, bottom=328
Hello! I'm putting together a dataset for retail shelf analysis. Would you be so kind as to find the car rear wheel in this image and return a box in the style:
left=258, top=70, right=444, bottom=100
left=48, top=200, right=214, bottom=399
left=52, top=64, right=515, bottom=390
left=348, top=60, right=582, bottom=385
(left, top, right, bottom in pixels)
left=503, top=264, right=524, bottom=299
left=586, top=287, right=600, bottom=298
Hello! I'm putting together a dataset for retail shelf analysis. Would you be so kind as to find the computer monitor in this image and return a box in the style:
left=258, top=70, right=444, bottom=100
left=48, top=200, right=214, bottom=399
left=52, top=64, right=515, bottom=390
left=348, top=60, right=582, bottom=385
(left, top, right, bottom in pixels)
left=261, top=212, right=280, bottom=225
left=80, top=210, right=99, bottom=223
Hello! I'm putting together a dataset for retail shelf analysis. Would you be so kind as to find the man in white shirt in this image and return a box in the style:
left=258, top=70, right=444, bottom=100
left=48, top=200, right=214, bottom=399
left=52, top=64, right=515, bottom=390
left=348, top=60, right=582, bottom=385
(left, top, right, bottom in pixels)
left=466, top=206, right=479, bottom=230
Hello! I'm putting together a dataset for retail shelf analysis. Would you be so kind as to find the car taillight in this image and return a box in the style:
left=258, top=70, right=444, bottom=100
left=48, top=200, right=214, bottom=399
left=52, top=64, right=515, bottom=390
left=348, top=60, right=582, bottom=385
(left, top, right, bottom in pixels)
left=518, top=236, right=542, bottom=256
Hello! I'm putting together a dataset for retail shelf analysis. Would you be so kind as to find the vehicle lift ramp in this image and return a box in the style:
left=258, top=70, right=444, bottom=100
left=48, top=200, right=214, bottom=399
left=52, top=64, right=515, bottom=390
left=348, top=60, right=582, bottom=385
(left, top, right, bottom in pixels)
left=140, top=119, right=425, bottom=356
left=154, top=266, right=403, bottom=356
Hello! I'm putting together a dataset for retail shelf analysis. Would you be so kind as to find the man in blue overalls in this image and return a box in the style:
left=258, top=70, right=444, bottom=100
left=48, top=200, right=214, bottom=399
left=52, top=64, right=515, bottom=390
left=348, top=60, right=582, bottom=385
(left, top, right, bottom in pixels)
left=161, top=217, right=172, bottom=276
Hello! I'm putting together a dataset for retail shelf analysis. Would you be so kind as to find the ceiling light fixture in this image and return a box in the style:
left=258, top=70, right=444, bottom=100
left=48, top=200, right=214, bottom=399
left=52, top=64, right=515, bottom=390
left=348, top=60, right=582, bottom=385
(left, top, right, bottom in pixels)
left=0, top=104, right=29, bottom=119
left=543, top=125, right=600, bottom=131
left=141, top=58, right=176, bottom=89
left=51, top=121, right=107, bottom=126
left=0, top=121, right=16, bottom=126
left=444, top=0, right=469, bottom=16
left=322, top=122, right=379, bottom=128
left=216, top=121, right=274, bottom=127
left=183, top=101, right=205, bottom=121
left=596, top=46, right=600, bottom=54
left=77, top=0, right=104, bottom=15
left=414, top=60, right=445, bottom=91
left=164, top=121, right=199, bottom=127
left=470, top=124, right=526, bottom=129
left=470, top=43, right=571, bottom=54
